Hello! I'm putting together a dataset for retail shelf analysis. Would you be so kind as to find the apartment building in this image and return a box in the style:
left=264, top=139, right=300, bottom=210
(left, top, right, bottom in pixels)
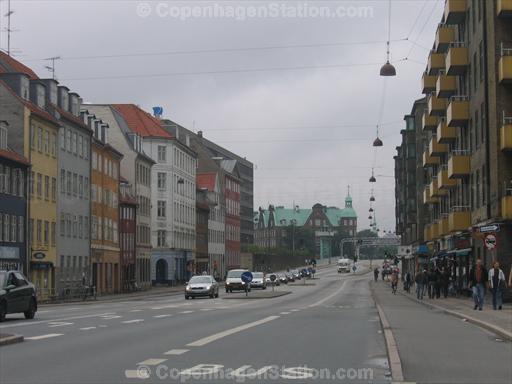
left=119, top=178, right=137, bottom=291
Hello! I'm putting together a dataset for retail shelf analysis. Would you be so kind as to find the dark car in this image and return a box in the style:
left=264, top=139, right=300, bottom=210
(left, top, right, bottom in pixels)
left=185, top=275, right=219, bottom=299
left=285, top=272, right=295, bottom=282
left=0, top=270, right=37, bottom=322
left=278, top=273, right=288, bottom=284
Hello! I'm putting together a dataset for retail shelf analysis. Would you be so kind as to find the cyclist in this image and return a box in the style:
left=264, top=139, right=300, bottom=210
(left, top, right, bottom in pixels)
left=390, top=270, right=398, bottom=294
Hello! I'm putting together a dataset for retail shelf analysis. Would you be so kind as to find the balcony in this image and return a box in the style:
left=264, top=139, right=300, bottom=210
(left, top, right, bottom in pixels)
left=423, top=151, right=440, bottom=167
left=448, top=153, right=471, bottom=178
left=447, top=96, right=469, bottom=126
left=424, top=225, right=432, bottom=242
left=438, top=168, right=457, bottom=189
left=428, top=94, right=447, bottom=116
left=437, top=120, right=457, bottom=143
left=427, top=51, right=445, bottom=75
left=499, top=43, right=512, bottom=84
left=500, top=114, right=512, bottom=151
left=422, top=72, right=437, bottom=94
left=444, top=0, right=467, bottom=24
left=446, top=43, right=469, bottom=75
left=448, top=208, right=471, bottom=232
left=430, top=178, right=447, bottom=198
left=435, top=24, right=456, bottom=53
left=423, top=186, right=439, bottom=204
left=497, top=0, right=512, bottom=17
left=502, top=195, right=512, bottom=220
left=422, top=112, right=438, bottom=131
left=438, top=216, right=449, bottom=237
left=431, top=222, right=439, bottom=240
left=436, top=73, right=457, bottom=98
left=429, top=137, right=449, bottom=157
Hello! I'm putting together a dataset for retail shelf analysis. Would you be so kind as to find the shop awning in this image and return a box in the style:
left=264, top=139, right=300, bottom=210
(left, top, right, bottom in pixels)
left=447, top=248, right=472, bottom=257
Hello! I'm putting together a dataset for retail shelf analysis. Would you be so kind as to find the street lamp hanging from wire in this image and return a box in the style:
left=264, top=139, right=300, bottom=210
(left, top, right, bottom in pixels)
left=373, top=125, right=383, bottom=147
left=380, top=0, right=396, bottom=77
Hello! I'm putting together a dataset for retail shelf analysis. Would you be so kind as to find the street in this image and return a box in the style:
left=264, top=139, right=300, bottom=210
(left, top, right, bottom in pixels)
left=1, top=264, right=511, bottom=383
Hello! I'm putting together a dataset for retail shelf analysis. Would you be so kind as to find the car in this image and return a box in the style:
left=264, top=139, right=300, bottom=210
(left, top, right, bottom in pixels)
left=291, top=270, right=301, bottom=280
left=185, top=275, right=219, bottom=299
left=225, top=269, right=251, bottom=293
left=301, top=268, right=312, bottom=278
left=285, top=272, right=295, bottom=282
left=265, top=274, right=280, bottom=286
left=278, top=273, right=288, bottom=284
left=250, top=272, right=267, bottom=289
left=0, top=270, right=37, bottom=322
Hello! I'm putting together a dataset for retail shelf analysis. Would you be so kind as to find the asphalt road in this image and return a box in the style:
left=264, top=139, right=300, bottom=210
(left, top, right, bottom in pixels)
left=2, top=263, right=510, bottom=384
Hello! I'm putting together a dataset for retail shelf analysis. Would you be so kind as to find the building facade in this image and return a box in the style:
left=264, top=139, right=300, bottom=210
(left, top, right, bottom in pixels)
left=119, top=178, right=137, bottom=291
left=195, top=187, right=210, bottom=274
left=223, top=163, right=241, bottom=270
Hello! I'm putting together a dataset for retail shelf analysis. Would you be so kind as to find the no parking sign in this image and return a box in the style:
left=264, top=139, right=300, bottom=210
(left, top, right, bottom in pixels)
left=484, top=234, right=497, bottom=250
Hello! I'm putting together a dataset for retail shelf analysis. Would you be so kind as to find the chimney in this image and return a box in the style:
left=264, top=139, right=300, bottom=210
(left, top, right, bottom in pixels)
left=40, top=79, right=58, bottom=105
left=0, top=73, right=30, bottom=100
left=57, top=86, right=70, bottom=111
left=197, top=130, right=203, bottom=138
left=69, top=92, right=80, bottom=116
left=29, top=80, right=47, bottom=109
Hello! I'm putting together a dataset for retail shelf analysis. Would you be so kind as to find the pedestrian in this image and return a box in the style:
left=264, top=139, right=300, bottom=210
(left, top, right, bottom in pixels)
left=488, top=261, right=506, bottom=310
left=404, top=271, right=412, bottom=293
left=415, top=270, right=425, bottom=300
left=427, top=269, right=435, bottom=299
left=434, top=267, right=442, bottom=299
left=469, top=258, right=488, bottom=311
left=374, top=267, right=379, bottom=282
left=441, top=267, right=450, bottom=298
left=390, top=270, right=398, bottom=294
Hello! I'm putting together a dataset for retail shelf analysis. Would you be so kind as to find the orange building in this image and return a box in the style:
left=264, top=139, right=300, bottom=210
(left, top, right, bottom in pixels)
left=89, top=120, right=123, bottom=294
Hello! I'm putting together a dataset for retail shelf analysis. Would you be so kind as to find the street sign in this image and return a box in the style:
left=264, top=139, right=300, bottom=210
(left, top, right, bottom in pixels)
left=479, top=224, right=500, bottom=233
left=484, top=234, right=497, bottom=250
left=269, top=274, right=277, bottom=282
left=241, top=271, right=253, bottom=284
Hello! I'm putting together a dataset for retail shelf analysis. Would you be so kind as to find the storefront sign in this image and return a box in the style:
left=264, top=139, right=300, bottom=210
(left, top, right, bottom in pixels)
left=0, top=246, right=20, bottom=260
left=33, top=252, right=46, bottom=260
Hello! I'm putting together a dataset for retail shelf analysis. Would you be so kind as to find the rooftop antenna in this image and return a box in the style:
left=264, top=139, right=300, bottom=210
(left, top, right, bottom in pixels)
left=5, top=0, right=13, bottom=55
left=44, top=56, right=61, bottom=80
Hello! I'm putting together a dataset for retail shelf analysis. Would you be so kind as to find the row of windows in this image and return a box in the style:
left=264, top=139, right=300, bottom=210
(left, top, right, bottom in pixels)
left=208, top=229, right=225, bottom=245
left=60, top=169, right=89, bottom=200
left=137, top=224, right=151, bottom=245
left=136, top=163, right=151, bottom=187
left=226, top=224, right=240, bottom=241
left=59, top=213, right=89, bottom=240
left=30, top=124, right=57, bottom=158
left=173, top=201, right=195, bottom=226
left=0, top=214, right=24, bottom=243
left=91, top=184, right=118, bottom=209
left=175, top=175, right=195, bottom=199
left=0, top=166, right=25, bottom=197
left=60, top=127, right=90, bottom=160
left=226, top=178, right=240, bottom=193
left=29, top=219, right=56, bottom=247
left=174, top=147, right=196, bottom=176
left=226, top=198, right=240, bottom=216
left=137, top=196, right=151, bottom=217
left=92, top=151, right=118, bottom=179
left=155, top=230, right=195, bottom=249
left=30, top=172, right=57, bottom=202
left=91, top=215, right=118, bottom=243
left=120, top=206, right=135, bottom=221
left=120, top=232, right=135, bottom=252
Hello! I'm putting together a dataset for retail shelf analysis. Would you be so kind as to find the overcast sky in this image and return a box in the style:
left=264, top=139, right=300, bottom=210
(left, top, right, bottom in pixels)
left=0, top=0, right=445, bottom=232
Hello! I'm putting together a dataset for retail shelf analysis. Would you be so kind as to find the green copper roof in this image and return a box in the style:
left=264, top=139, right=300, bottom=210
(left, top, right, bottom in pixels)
left=273, top=208, right=311, bottom=227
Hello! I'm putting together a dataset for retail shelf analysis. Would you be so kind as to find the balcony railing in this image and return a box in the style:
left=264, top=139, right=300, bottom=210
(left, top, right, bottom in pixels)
left=422, top=72, right=437, bottom=94
left=449, top=206, right=471, bottom=232
left=499, top=43, right=512, bottom=84
left=429, top=137, right=449, bottom=157
left=447, top=95, right=469, bottom=127
left=438, top=166, right=458, bottom=189
left=428, top=93, right=447, bottom=116
left=423, top=185, right=439, bottom=204
left=427, top=51, right=446, bottom=75
left=437, top=119, right=457, bottom=143
left=435, top=24, right=456, bottom=53
left=500, top=111, right=512, bottom=151
left=497, top=0, right=512, bottom=17
left=422, top=112, right=438, bottom=131
left=446, top=42, right=469, bottom=75
left=423, top=150, right=440, bottom=167
left=444, top=0, right=467, bottom=24
left=448, top=150, right=471, bottom=179
left=436, top=71, right=457, bottom=98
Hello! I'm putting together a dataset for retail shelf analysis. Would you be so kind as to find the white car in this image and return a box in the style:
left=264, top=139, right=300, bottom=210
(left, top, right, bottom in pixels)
left=225, top=269, right=251, bottom=293
left=250, top=272, right=267, bottom=289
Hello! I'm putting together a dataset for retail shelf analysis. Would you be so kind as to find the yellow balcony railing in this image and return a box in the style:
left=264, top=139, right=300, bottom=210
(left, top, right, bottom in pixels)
left=435, top=24, right=456, bottom=53
left=437, top=120, right=457, bottom=143
left=424, top=186, right=439, bottom=204
left=446, top=43, right=469, bottom=75
left=428, top=94, right=447, bottom=116
left=502, top=195, right=512, bottom=219
left=444, top=0, right=467, bottom=24
left=427, top=51, right=446, bottom=75
left=449, top=208, right=471, bottom=232
left=424, top=224, right=433, bottom=242
left=422, top=112, right=438, bottom=131
left=499, top=44, right=512, bottom=83
left=423, top=151, right=440, bottom=167
left=497, top=0, right=512, bottom=17
left=429, top=137, right=449, bottom=157
left=438, top=168, right=457, bottom=189
left=430, top=178, right=447, bottom=198
left=431, top=222, right=440, bottom=239
left=438, top=217, right=449, bottom=237
left=436, top=73, right=457, bottom=98
left=448, top=153, right=471, bottom=179
left=422, top=72, right=437, bottom=94
left=500, top=114, right=512, bottom=151
left=447, top=96, right=469, bottom=126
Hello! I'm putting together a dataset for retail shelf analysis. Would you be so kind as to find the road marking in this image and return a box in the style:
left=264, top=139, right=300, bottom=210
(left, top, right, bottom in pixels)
left=80, top=327, right=97, bottom=331
left=153, top=314, right=173, bottom=318
left=179, top=310, right=194, bottom=314
left=124, top=370, right=141, bottom=379
left=200, top=308, right=214, bottom=311
left=280, top=312, right=290, bottom=315
left=98, top=325, right=108, bottom=328
left=122, top=319, right=144, bottom=324
left=100, top=315, right=122, bottom=320
left=186, top=316, right=280, bottom=347
left=25, top=333, right=64, bottom=340
left=164, top=349, right=189, bottom=355
left=309, top=280, right=348, bottom=307
left=130, top=309, right=143, bottom=312
left=151, top=304, right=183, bottom=310
left=48, top=322, right=74, bottom=327
left=138, top=358, right=167, bottom=366
left=0, top=312, right=116, bottom=329
left=290, top=309, right=300, bottom=312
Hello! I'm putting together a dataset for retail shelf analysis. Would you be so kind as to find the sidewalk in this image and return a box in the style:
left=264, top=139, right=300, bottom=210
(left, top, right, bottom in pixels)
left=397, top=283, right=512, bottom=341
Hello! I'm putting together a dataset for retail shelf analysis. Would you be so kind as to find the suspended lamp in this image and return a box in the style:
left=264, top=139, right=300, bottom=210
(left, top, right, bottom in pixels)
left=380, top=0, right=396, bottom=77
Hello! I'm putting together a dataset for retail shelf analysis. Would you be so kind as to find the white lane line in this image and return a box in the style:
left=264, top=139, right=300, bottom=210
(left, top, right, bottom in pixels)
left=151, top=304, right=182, bottom=310
left=199, top=308, right=214, bottom=311
left=25, top=333, right=64, bottom=340
left=100, top=315, right=122, bottom=320
left=138, top=358, right=167, bottom=366
left=153, top=314, right=173, bottom=318
left=80, top=327, right=97, bottom=331
left=179, top=310, right=194, bottom=314
left=124, top=370, right=141, bottom=379
left=122, top=319, right=144, bottom=324
left=164, top=349, right=189, bottom=355
left=98, top=325, right=108, bottom=328
left=280, top=312, right=291, bottom=315
left=48, top=322, right=74, bottom=327
left=130, top=309, right=143, bottom=312
left=0, top=312, right=116, bottom=329
left=290, top=309, right=300, bottom=312
left=309, top=280, right=348, bottom=308
left=186, top=316, right=280, bottom=347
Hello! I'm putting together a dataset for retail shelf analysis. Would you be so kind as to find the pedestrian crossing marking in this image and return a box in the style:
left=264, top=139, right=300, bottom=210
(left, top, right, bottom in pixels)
left=138, top=358, right=167, bottom=366
left=164, top=349, right=189, bottom=355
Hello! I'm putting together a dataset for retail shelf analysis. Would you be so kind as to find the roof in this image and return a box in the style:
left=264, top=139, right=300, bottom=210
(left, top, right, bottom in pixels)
left=197, top=172, right=216, bottom=192
left=0, top=52, right=39, bottom=80
left=273, top=207, right=312, bottom=227
left=111, top=104, right=172, bottom=139
left=0, top=148, right=30, bottom=165
left=53, top=104, right=91, bottom=132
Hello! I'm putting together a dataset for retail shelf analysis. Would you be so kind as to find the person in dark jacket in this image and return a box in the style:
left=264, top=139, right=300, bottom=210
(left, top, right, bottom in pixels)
left=441, top=267, right=450, bottom=298
left=469, top=259, right=488, bottom=310
left=415, top=270, right=425, bottom=300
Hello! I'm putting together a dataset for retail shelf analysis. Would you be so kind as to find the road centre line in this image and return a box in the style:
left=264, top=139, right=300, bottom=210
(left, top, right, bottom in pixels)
left=0, top=312, right=116, bottom=329
left=25, top=333, right=64, bottom=340
left=308, top=280, right=348, bottom=308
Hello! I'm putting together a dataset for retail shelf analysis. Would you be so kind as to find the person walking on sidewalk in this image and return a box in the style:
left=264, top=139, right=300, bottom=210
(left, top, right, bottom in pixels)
left=415, top=270, right=425, bottom=300
left=427, top=269, right=436, bottom=299
left=374, top=267, right=379, bottom=282
left=434, top=267, right=442, bottom=299
left=469, top=259, right=488, bottom=311
left=441, top=267, right=450, bottom=298
left=488, top=261, right=506, bottom=310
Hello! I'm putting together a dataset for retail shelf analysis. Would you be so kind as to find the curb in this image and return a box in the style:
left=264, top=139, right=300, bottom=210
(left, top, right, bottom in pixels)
left=0, top=334, right=24, bottom=347
left=397, top=290, right=512, bottom=342
left=369, top=282, right=405, bottom=382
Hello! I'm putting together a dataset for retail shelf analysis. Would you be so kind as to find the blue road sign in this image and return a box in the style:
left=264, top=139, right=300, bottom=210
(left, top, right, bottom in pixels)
left=241, top=271, right=253, bottom=284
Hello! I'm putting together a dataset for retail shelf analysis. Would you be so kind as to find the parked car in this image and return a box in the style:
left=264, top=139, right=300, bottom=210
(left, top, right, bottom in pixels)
left=185, top=275, right=219, bottom=299
left=285, top=272, right=295, bottom=282
left=250, top=272, right=267, bottom=289
left=0, top=270, right=37, bottom=322
left=278, top=273, right=288, bottom=284
left=291, top=270, right=301, bottom=280
left=301, top=268, right=312, bottom=278
left=265, top=274, right=280, bottom=286
left=225, top=269, right=251, bottom=293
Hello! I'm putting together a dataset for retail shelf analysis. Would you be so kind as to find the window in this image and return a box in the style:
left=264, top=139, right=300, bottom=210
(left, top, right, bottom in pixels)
left=43, top=130, right=49, bottom=154
left=44, top=220, right=49, bottom=245
left=37, top=128, right=42, bottom=152
left=157, top=172, right=166, bottom=189
left=4, top=166, right=10, bottom=194
left=84, top=217, right=89, bottom=239
left=60, top=128, right=66, bottom=149
left=157, top=230, right=166, bottom=247
left=79, top=216, right=83, bottom=239
left=84, top=177, right=89, bottom=200
left=67, top=171, right=72, bottom=195
left=73, top=173, right=78, bottom=196
left=10, top=216, right=16, bottom=242
left=83, top=137, right=89, bottom=160
left=157, top=201, right=166, bottom=218
left=66, top=128, right=71, bottom=152
left=78, top=135, right=83, bottom=157
left=51, top=221, right=56, bottom=246
left=158, top=145, right=166, bottom=162
left=44, top=175, right=50, bottom=200
left=3, top=214, right=9, bottom=242
left=37, top=173, right=42, bottom=198
left=79, top=175, right=83, bottom=198
left=36, top=219, right=42, bottom=243
left=60, top=213, right=65, bottom=236
left=51, top=177, right=56, bottom=201
left=60, top=169, right=65, bottom=194
left=92, top=151, right=97, bottom=170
